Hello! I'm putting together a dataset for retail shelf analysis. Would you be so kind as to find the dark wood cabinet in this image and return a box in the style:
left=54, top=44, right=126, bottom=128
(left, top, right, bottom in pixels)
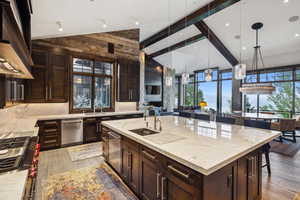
left=237, top=150, right=262, bottom=200
left=121, top=138, right=140, bottom=194
left=48, top=54, right=69, bottom=102
left=140, top=147, right=161, bottom=200
left=25, top=49, right=69, bottom=103
left=118, top=59, right=140, bottom=102
left=83, top=118, right=100, bottom=143
left=102, top=125, right=263, bottom=200
left=203, top=162, right=237, bottom=200
left=38, top=120, right=61, bottom=151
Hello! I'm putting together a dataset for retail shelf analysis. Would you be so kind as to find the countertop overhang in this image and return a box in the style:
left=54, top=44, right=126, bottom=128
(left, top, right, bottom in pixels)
left=102, top=116, right=281, bottom=175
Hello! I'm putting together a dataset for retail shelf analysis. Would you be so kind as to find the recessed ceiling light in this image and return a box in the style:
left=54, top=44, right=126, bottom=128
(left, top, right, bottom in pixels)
left=283, top=0, right=289, bottom=3
left=225, top=22, right=230, bottom=27
left=242, top=46, right=247, bottom=50
left=295, top=33, right=300, bottom=38
left=135, top=21, right=140, bottom=26
left=103, top=23, right=107, bottom=28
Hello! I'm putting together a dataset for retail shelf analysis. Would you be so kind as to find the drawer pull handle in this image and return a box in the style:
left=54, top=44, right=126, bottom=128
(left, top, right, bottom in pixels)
left=156, top=173, right=161, bottom=198
left=44, top=129, right=58, bottom=133
left=44, top=121, right=57, bottom=125
left=142, top=150, right=156, bottom=160
left=227, top=174, right=233, bottom=188
left=161, top=176, right=166, bottom=200
left=167, top=165, right=190, bottom=179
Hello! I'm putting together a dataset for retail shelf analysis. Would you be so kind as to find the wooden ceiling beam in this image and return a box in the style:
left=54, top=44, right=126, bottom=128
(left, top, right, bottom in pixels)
left=148, top=33, right=205, bottom=58
left=140, top=0, right=240, bottom=49
left=194, top=20, right=238, bottom=66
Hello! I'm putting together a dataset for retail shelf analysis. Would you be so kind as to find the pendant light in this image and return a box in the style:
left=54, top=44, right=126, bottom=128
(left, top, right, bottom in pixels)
left=235, top=1, right=247, bottom=80
left=204, top=4, right=212, bottom=82
left=181, top=0, right=189, bottom=85
left=204, top=69, right=212, bottom=81
left=165, top=0, right=173, bottom=87
left=239, top=22, right=275, bottom=95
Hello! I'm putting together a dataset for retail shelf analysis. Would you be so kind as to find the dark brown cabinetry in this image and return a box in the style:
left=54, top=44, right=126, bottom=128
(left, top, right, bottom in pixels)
left=38, top=120, right=61, bottom=150
left=118, top=59, right=140, bottom=102
left=121, top=138, right=140, bottom=194
left=83, top=118, right=100, bottom=143
left=102, top=125, right=263, bottom=200
left=140, top=147, right=161, bottom=200
left=25, top=49, right=69, bottom=103
left=237, top=151, right=262, bottom=200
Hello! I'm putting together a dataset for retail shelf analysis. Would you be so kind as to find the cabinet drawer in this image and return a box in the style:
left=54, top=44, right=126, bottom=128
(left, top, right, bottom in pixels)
left=141, top=146, right=159, bottom=162
left=163, top=157, right=199, bottom=185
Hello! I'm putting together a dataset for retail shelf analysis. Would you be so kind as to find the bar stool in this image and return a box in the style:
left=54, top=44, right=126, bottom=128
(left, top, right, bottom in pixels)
left=244, top=119, right=272, bottom=175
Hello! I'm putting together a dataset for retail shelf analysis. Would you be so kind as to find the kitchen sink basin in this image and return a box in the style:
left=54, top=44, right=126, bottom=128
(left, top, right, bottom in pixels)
left=129, top=128, right=159, bottom=136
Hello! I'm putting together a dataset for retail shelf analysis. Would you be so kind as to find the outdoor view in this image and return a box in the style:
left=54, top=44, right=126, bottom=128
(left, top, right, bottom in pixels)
left=244, top=70, right=300, bottom=118
left=72, top=58, right=112, bottom=110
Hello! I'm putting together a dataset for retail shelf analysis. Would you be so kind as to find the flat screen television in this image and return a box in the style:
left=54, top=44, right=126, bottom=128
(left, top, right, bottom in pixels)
left=146, top=85, right=160, bottom=95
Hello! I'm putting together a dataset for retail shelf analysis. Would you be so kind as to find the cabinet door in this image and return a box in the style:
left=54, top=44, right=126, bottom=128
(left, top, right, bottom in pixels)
left=161, top=160, right=201, bottom=200
left=128, top=60, right=140, bottom=102
left=140, top=148, right=161, bottom=200
left=38, top=120, right=61, bottom=151
left=48, top=54, right=69, bottom=102
left=118, top=59, right=129, bottom=102
left=25, top=50, right=48, bottom=102
left=83, top=118, right=99, bottom=143
left=203, top=163, right=237, bottom=200
left=237, top=151, right=262, bottom=200
left=25, top=66, right=48, bottom=102
left=127, top=145, right=140, bottom=194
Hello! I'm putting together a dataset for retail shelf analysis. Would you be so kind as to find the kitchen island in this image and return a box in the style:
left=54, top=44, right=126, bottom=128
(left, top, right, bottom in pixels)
left=102, top=116, right=280, bottom=200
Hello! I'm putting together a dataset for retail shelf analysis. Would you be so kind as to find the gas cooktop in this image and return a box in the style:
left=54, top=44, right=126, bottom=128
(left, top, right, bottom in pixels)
left=0, top=137, right=30, bottom=173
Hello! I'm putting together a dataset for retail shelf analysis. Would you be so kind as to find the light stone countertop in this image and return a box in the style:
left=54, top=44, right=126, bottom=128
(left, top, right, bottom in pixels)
left=102, top=116, right=281, bottom=176
left=34, top=111, right=143, bottom=121
left=0, top=170, right=28, bottom=200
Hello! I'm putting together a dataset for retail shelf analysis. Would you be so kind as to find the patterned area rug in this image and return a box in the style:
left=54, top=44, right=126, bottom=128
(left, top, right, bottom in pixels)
left=270, top=141, right=300, bottom=157
left=42, top=163, right=138, bottom=200
left=294, top=193, right=300, bottom=200
left=68, top=143, right=102, bottom=162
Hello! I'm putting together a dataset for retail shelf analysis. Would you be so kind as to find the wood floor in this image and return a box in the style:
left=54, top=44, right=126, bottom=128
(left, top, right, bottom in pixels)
left=36, top=142, right=300, bottom=200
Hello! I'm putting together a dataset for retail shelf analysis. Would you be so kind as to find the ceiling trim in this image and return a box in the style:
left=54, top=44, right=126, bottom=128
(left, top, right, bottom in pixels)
left=194, top=21, right=238, bottom=66
left=140, top=0, right=240, bottom=50
left=148, top=33, right=205, bottom=58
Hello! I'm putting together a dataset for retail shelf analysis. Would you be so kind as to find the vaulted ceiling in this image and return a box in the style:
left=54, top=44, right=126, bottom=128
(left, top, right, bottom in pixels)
left=31, top=0, right=300, bottom=74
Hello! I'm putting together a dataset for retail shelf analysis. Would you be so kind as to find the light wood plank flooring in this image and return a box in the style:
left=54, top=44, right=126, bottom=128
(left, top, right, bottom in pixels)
left=36, top=142, right=300, bottom=200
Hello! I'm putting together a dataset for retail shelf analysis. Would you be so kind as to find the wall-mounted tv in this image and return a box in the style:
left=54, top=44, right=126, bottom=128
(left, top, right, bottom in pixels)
left=146, top=85, right=161, bottom=95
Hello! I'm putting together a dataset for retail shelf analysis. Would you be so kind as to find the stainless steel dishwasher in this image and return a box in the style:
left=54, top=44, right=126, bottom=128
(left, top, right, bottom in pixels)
left=61, top=119, right=83, bottom=147
left=108, top=131, right=121, bottom=173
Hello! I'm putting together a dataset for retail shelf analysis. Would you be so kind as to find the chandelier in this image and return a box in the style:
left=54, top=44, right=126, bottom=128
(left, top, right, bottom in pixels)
left=239, top=22, right=275, bottom=95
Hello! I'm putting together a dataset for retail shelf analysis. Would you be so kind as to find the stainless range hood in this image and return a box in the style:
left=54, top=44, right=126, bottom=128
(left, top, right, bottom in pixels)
left=0, top=40, right=33, bottom=79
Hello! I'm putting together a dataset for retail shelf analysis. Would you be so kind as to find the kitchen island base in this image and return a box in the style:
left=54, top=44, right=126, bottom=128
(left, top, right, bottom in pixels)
left=102, top=126, right=262, bottom=200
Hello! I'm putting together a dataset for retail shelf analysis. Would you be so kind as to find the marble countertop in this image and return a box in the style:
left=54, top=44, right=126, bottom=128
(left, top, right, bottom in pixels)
left=102, top=116, right=281, bottom=175
left=0, top=170, right=28, bottom=200
left=35, top=111, right=143, bottom=121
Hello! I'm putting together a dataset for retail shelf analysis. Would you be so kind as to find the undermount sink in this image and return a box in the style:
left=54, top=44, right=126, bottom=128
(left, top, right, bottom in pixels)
left=129, top=128, right=159, bottom=136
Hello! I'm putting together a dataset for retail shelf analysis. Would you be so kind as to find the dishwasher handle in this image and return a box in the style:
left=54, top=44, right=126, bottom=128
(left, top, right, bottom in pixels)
left=62, top=119, right=83, bottom=124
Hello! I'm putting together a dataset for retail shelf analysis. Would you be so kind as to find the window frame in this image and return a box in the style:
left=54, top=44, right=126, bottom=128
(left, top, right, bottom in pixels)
left=70, top=55, right=115, bottom=113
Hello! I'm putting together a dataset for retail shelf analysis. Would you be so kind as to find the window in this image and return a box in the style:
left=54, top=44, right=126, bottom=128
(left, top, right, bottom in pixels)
left=73, top=75, right=92, bottom=109
left=221, top=80, right=232, bottom=113
left=243, top=94, right=257, bottom=113
left=72, top=58, right=113, bottom=112
left=183, top=76, right=195, bottom=106
left=195, top=69, right=218, bottom=111
left=174, top=77, right=180, bottom=109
